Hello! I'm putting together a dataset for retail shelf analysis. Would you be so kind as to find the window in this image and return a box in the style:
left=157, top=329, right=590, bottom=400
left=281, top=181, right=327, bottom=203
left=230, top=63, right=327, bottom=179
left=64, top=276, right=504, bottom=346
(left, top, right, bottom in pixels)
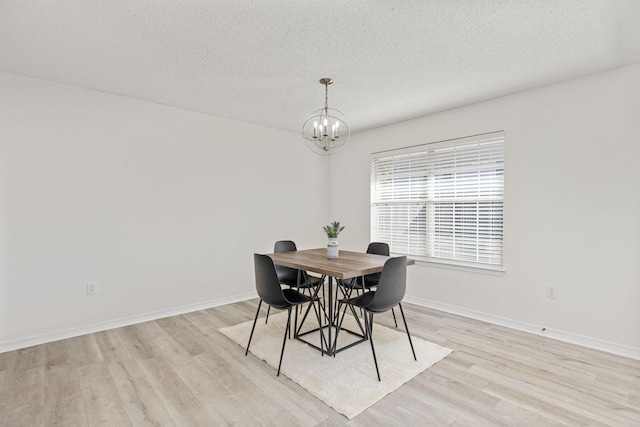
left=371, top=131, right=504, bottom=270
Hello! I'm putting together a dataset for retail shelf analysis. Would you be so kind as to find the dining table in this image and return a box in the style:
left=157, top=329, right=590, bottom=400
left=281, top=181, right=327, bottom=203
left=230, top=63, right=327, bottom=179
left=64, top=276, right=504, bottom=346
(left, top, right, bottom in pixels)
left=267, top=248, right=415, bottom=356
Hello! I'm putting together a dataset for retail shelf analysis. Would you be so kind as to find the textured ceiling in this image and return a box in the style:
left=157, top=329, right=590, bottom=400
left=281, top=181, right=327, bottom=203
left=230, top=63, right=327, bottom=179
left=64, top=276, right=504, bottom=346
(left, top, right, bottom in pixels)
left=1, top=0, right=639, bottom=134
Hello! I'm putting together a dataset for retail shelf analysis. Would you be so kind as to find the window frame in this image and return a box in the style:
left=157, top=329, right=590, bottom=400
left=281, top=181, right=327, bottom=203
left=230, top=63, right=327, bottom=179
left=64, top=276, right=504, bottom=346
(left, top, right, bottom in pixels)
left=370, top=131, right=505, bottom=272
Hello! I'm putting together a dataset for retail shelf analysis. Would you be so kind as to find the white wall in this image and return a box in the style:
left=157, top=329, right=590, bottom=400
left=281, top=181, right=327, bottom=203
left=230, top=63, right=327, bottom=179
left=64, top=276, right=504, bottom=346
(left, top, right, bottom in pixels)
left=2, top=64, right=638, bottom=356
left=0, top=72, right=328, bottom=348
left=330, top=63, right=640, bottom=354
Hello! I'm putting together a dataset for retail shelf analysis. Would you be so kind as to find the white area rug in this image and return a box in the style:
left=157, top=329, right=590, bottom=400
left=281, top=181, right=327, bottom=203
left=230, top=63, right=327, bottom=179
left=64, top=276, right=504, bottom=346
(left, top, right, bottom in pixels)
left=219, top=311, right=452, bottom=419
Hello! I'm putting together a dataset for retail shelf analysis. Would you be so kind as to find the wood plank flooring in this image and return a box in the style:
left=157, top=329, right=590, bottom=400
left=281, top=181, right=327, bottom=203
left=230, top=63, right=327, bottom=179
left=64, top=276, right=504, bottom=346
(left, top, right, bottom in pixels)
left=1, top=300, right=639, bottom=426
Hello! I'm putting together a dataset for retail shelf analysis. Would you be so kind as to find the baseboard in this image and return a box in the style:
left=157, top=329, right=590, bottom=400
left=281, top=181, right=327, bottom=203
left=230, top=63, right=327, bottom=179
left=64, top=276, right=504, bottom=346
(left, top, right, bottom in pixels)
left=6, top=293, right=638, bottom=361
left=404, top=296, right=640, bottom=361
left=0, top=292, right=256, bottom=354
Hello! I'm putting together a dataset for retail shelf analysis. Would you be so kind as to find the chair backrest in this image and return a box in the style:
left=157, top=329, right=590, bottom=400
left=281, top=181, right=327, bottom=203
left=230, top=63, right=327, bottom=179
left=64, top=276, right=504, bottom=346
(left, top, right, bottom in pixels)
left=274, top=240, right=297, bottom=253
left=254, top=254, right=290, bottom=309
left=366, top=256, right=407, bottom=312
left=274, top=240, right=299, bottom=285
left=367, top=242, right=389, bottom=256
left=364, top=242, right=390, bottom=286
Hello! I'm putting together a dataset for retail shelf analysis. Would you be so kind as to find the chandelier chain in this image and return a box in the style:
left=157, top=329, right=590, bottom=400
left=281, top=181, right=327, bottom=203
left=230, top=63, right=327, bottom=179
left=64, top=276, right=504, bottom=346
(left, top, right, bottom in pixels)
left=324, top=83, right=329, bottom=111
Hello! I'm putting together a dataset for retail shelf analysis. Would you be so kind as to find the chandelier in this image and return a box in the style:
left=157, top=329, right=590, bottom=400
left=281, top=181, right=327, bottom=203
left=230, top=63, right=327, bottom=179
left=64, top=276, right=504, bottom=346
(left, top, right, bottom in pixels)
left=302, top=78, right=350, bottom=155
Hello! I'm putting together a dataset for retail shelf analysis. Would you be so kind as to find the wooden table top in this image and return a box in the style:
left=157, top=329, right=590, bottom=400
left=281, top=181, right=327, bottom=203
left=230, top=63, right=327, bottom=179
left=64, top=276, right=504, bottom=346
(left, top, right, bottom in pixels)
left=266, top=248, right=414, bottom=280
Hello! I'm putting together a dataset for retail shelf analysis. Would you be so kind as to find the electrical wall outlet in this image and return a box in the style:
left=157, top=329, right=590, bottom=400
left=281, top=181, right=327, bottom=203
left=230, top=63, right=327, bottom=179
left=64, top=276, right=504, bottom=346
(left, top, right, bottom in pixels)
left=546, top=286, right=557, bottom=299
left=87, top=282, right=98, bottom=295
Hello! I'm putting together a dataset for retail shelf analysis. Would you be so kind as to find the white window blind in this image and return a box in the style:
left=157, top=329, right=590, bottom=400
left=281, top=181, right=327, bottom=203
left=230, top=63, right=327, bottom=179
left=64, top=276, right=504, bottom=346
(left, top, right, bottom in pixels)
left=371, top=131, right=504, bottom=269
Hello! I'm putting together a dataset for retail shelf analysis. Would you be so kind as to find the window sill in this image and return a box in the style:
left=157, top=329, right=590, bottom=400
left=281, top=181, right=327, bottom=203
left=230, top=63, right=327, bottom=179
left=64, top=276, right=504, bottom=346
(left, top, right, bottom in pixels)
left=398, top=255, right=505, bottom=276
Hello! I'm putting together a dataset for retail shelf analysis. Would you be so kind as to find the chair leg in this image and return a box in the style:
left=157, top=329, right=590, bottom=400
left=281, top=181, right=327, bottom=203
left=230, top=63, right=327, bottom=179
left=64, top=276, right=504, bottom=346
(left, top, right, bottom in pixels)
left=365, top=311, right=381, bottom=381
left=246, top=299, right=263, bottom=356
left=277, top=307, right=292, bottom=376
left=292, top=293, right=298, bottom=340
left=314, top=298, right=325, bottom=356
left=333, top=301, right=344, bottom=357
left=391, top=308, right=398, bottom=328
left=295, top=284, right=326, bottom=336
left=336, top=297, right=365, bottom=338
left=318, top=281, right=330, bottom=325
left=265, top=304, right=270, bottom=324
left=398, top=303, right=416, bottom=361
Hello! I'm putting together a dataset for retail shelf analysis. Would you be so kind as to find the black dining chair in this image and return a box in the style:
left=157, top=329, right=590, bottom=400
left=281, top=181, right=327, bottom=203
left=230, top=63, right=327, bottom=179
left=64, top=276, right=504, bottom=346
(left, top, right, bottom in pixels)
left=264, top=240, right=325, bottom=326
left=274, top=240, right=324, bottom=291
left=340, top=242, right=397, bottom=327
left=341, top=242, right=388, bottom=290
left=336, top=256, right=416, bottom=381
left=246, top=254, right=323, bottom=376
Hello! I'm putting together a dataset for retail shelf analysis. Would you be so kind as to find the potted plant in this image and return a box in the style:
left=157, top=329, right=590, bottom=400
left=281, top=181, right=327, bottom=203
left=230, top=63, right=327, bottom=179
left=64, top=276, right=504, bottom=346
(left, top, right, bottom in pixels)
left=323, top=221, right=344, bottom=258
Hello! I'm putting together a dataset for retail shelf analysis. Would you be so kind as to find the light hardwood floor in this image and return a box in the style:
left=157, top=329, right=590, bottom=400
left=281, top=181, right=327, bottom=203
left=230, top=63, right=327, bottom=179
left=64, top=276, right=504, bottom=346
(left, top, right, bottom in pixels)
left=1, top=300, right=639, bottom=426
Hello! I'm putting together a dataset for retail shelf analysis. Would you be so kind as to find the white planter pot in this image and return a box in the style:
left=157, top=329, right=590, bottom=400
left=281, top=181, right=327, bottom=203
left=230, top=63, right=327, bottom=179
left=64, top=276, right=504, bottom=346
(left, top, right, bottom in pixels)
left=327, top=238, right=339, bottom=258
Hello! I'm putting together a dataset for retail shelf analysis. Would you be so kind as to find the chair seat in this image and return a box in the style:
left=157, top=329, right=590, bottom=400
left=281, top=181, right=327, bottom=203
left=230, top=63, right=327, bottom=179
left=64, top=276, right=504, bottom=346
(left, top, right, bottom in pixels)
left=281, top=274, right=323, bottom=289
left=282, top=288, right=316, bottom=305
left=341, top=276, right=377, bottom=290
left=342, top=289, right=375, bottom=308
